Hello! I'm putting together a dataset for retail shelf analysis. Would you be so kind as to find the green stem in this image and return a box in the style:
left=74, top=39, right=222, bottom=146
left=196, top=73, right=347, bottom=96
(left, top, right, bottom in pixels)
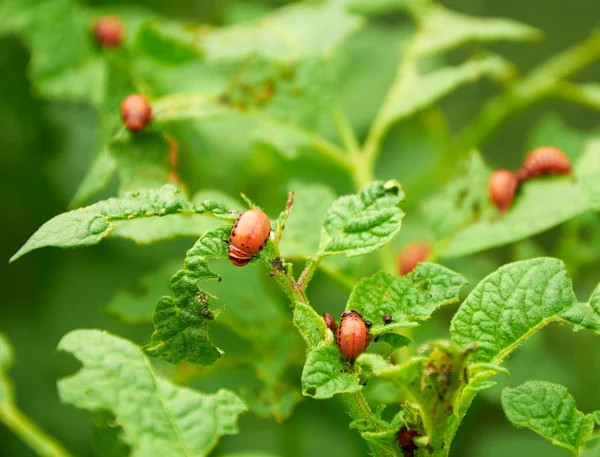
left=343, top=393, right=400, bottom=457
left=361, top=46, right=418, bottom=176
left=0, top=406, right=74, bottom=457
left=333, top=107, right=361, bottom=154
left=452, top=28, right=600, bottom=159
left=553, top=81, right=600, bottom=112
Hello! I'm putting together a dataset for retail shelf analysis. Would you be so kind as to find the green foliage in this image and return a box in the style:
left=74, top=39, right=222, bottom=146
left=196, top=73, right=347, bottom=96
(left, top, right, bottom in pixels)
left=279, top=182, right=337, bottom=259
left=428, top=141, right=600, bottom=258
left=5, top=0, right=600, bottom=456
left=59, top=330, right=247, bottom=456
left=413, top=4, right=541, bottom=57
left=10, top=185, right=236, bottom=261
left=451, top=258, right=600, bottom=364
left=501, top=381, right=595, bottom=454
left=319, top=180, right=404, bottom=257
left=144, top=226, right=231, bottom=365
left=383, top=55, right=512, bottom=128
left=346, top=263, right=466, bottom=335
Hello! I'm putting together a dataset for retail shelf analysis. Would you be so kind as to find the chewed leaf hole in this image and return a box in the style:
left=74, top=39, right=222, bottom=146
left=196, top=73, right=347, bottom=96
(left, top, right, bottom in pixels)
left=417, top=280, right=430, bottom=294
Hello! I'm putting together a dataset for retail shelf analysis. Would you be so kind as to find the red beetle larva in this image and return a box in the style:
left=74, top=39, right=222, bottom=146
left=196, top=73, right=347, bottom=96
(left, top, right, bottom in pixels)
left=517, top=146, right=572, bottom=181
left=397, top=427, right=420, bottom=456
left=488, top=169, right=519, bottom=213
left=229, top=209, right=271, bottom=267
left=397, top=243, right=431, bottom=276
left=336, top=309, right=370, bottom=360
left=120, top=94, right=153, bottom=132
left=93, top=16, right=124, bottom=47
left=323, top=313, right=336, bottom=333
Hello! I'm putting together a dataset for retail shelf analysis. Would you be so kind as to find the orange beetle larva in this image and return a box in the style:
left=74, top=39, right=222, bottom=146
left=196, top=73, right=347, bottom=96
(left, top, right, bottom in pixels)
left=397, top=242, right=431, bottom=276
left=488, top=169, right=519, bottom=213
left=323, top=313, right=336, bottom=333
left=93, top=16, right=124, bottom=47
left=229, top=209, right=271, bottom=267
left=120, top=94, right=153, bottom=132
left=336, top=309, right=370, bottom=360
left=517, top=146, right=572, bottom=181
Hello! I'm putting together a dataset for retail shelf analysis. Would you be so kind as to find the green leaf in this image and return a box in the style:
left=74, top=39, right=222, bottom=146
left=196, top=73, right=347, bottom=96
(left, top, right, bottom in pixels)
left=431, top=143, right=600, bottom=258
left=279, top=181, right=337, bottom=259
left=70, top=146, right=118, bottom=208
left=383, top=56, right=512, bottom=127
left=11, top=186, right=236, bottom=261
left=443, top=177, right=590, bottom=258
left=58, top=329, right=247, bottom=456
left=145, top=226, right=231, bottom=366
left=577, top=139, right=600, bottom=211
left=152, top=93, right=317, bottom=159
left=293, top=302, right=330, bottom=350
left=111, top=190, right=244, bottom=244
left=593, top=411, right=600, bottom=426
left=591, top=284, right=600, bottom=315
left=301, top=345, right=362, bottom=399
left=451, top=258, right=586, bottom=364
left=346, top=263, right=467, bottom=336
left=292, top=300, right=362, bottom=399
left=376, top=333, right=412, bottom=353
left=414, top=5, right=541, bottom=57
left=111, top=132, right=172, bottom=195
left=501, top=381, right=594, bottom=454
left=320, top=180, right=404, bottom=257
left=201, top=1, right=364, bottom=62
left=134, top=19, right=202, bottom=64
left=345, top=0, right=413, bottom=15
left=425, top=151, right=492, bottom=238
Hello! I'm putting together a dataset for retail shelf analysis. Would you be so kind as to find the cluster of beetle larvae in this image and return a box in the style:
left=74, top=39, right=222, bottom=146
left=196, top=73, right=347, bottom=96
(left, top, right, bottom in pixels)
left=95, top=14, right=573, bottom=452
left=227, top=196, right=419, bottom=449
left=488, top=146, right=572, bottom=212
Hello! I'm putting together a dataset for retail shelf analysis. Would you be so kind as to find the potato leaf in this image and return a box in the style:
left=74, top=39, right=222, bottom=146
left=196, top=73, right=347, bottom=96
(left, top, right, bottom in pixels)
left=201, top=1, right=363, bottom=63
left=502, top=381, right=594, bottom=454
left=145, top=226, right=231, bottom=366
left=59, top=330, right=247, bottom=457
left=451, top=258, right=600, bottom=364
left=11, top=186, right=236, bottom=261
left=279, top=182, right=337, bottom=259
left=320, top=180, right=404, bottom=257
left=414, top=5, right=541, bottom=57
left=383, top=56, right=511, bottom=128
left=345, top=263, right=467, bottom=336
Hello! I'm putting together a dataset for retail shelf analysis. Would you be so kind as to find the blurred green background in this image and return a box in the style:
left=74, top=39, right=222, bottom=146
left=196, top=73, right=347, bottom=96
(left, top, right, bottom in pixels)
left=1, top=0, right=600, bottom=456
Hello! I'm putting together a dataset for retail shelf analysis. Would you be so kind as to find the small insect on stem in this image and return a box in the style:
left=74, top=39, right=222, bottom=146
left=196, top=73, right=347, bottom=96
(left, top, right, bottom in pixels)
left=336, top=309, right=370, bottom=360
left=517, top=146, right=572, bottom=181
left=488, top=169, right=519, bottom=213
left=383, top=313, right=393, bottom=325
left=396, top=427, right=420, bottom=457
left=323, top=313, right=336, bottom=333
left=229, top=209, right=271, bottom=267
left=397, top=243, right=431, bottom=276
left=93, top=16, right=124, bottom=47
left=121, top=94, right=153, bottom=132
